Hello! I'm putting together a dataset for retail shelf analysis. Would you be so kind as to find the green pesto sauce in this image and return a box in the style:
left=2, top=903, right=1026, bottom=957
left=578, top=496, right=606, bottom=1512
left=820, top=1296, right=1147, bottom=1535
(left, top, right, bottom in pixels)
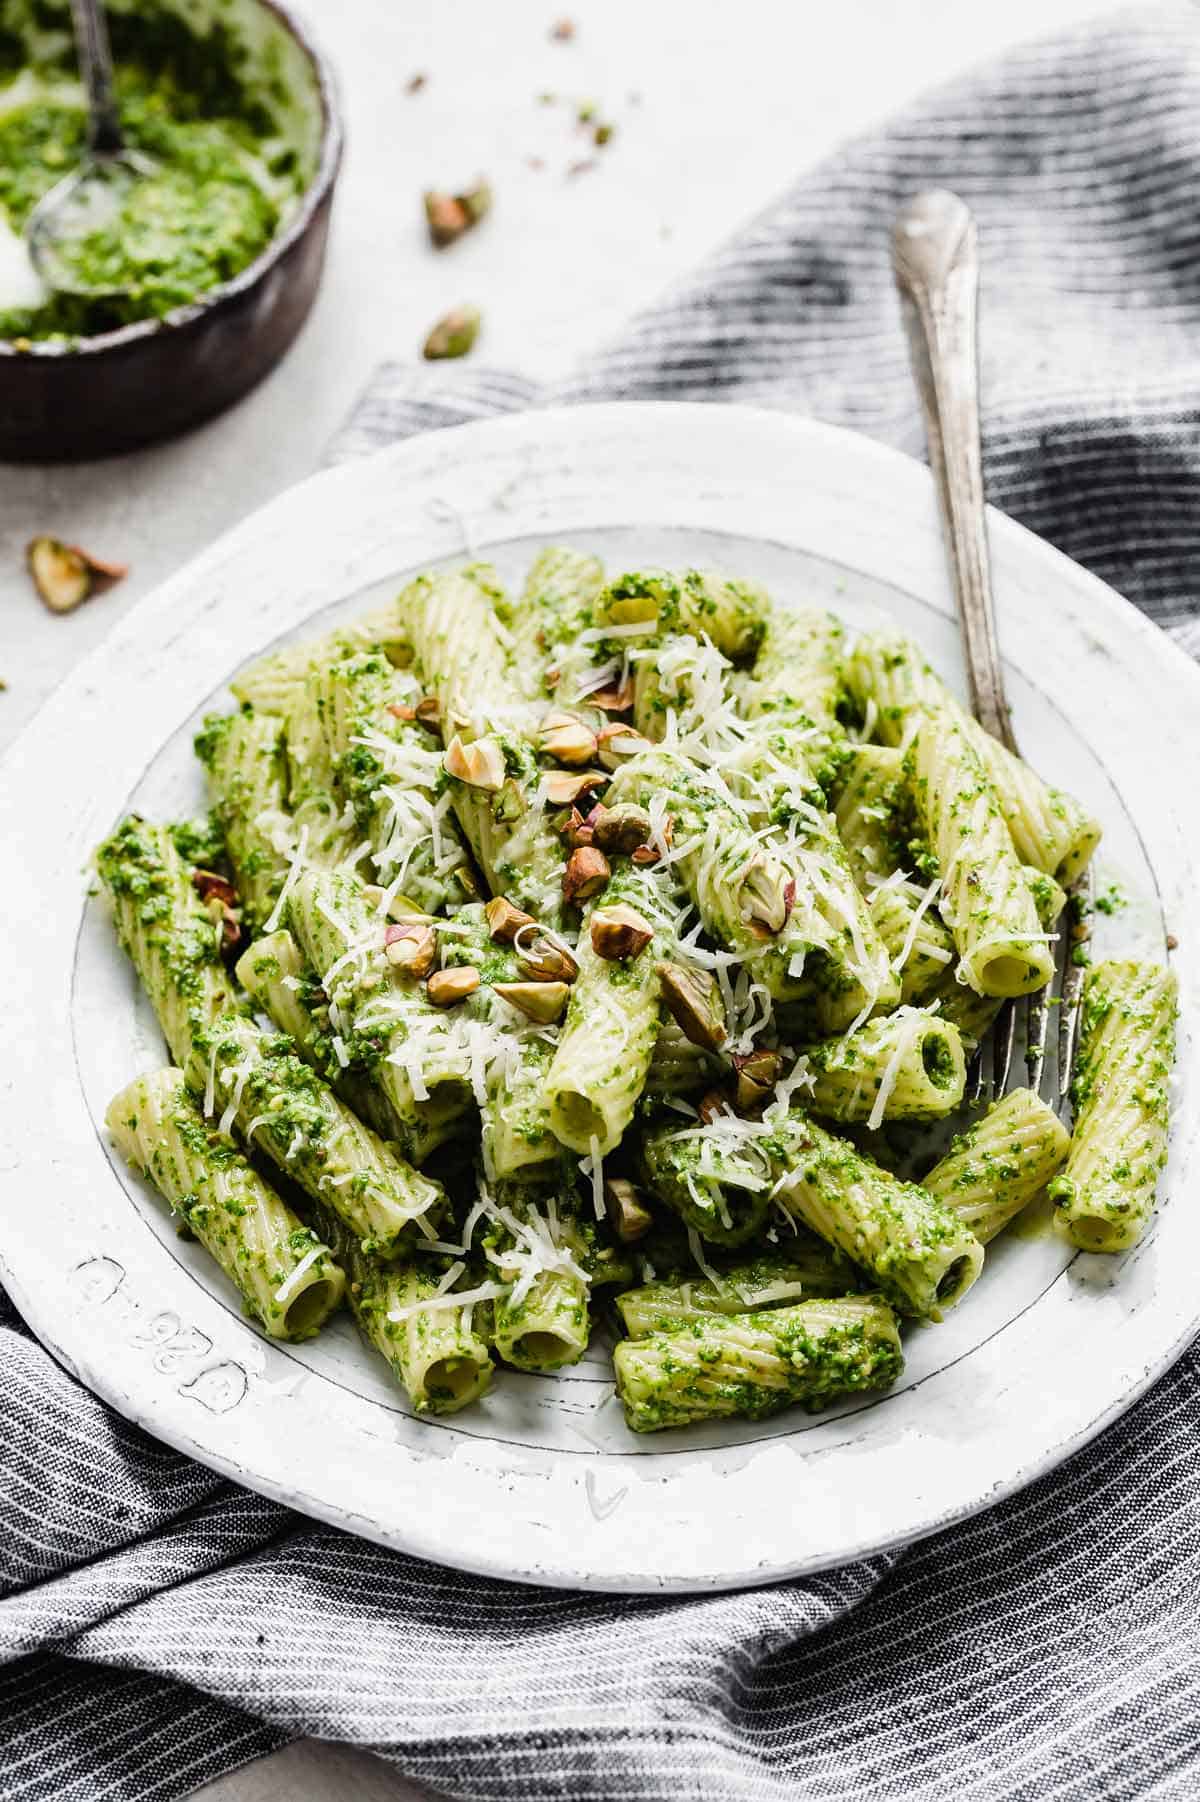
left=0, top=14, right=297, bottom=342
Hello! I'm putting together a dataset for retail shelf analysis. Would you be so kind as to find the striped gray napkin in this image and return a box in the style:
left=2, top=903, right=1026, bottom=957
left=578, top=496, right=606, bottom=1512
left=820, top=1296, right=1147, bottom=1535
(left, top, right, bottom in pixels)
left=4, top=7, right=1199, bottom=1798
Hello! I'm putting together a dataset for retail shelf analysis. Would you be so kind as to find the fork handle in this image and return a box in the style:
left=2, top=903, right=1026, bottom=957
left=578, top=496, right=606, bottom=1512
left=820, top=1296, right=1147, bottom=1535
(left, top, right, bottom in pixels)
left=69, top=0, right=124, bottom=156
left=892, top=190, right=1016, bottom=752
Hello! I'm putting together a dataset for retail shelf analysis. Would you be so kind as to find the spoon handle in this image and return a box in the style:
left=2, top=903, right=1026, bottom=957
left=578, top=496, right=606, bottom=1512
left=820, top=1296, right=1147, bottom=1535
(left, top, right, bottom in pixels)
left=891, top=189, right=1016, bottom=752
left=69, top=0, right=124, bottom=155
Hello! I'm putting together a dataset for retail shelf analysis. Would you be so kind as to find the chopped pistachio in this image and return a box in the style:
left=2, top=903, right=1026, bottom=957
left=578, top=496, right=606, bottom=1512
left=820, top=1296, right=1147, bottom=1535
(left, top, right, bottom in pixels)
left=422, top=305, right=481, bottom=360
left=596, top=723, right=653, bottom=770
left=590, top=903, right=653, bottom=961
left=563, top=845, right=610, bottom=904
left=516, top=932, right=579, bottom=984
left=590, top=802, right=652, bottom=855
left=594, top=121, right=614, bottom=147
left=604, top=1178, right=653, bottom=1243
left=542, top=768, right=608, bottom=806
left=423, top=181, right=491, bottom=248
left=493, top=980, right=570, bottom=1024
left=485, top=895, right=537, bottom=943
left=384, top=921, right=437, bottom=978
left=444, top=733, right=505, bottom=790
left=27, top=536, right=127, bottom=614
left=427, top=965, right=480, bottom=1006
left=734, top=1048, right=783, bottom=1111
left=657, top=963, right=727, bottom=1052
left=540, top=709, right=598, bottom=766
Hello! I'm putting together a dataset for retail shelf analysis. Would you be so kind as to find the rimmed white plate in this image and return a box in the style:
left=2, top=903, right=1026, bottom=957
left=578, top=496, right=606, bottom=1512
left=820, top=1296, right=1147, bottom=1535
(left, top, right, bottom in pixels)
left=0, top=404, right=1194, bottom=1593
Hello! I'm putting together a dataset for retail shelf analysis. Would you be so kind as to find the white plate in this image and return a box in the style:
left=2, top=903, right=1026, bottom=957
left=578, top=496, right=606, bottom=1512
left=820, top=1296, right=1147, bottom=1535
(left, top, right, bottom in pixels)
left=0, top=404, right=1195, bottom=1593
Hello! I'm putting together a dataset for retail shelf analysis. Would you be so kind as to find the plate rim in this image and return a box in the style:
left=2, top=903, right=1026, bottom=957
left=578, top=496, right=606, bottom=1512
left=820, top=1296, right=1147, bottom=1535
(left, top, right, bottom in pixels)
left=1, top=400, right=1195, bottom=1593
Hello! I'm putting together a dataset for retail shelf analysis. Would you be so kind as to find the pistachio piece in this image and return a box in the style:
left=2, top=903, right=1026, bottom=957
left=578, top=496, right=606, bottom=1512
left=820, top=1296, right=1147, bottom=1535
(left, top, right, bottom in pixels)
left=427, top=965, right=481, bottom=1006
left=596, top=722, right=654, bottom=770
left=485, top=895, right=536, bottom=943
left=540, top=709, right=598, bottom=767
left=205, top=897, right=242, bottom=960
left=494, top=980, right=570, bottom=1024
left=589, top=902, right=653, bottom=961
left=191, top=868, right=238, bottom=911
left=563, top=845, right=610, bottom=905
left=444, top=733, right=505, bottom=791
left=385, top=921, right=437, bottom=978
left=697, top=1089, right=731, bottom=1126
left=588, top=677, right=634, bottom=713
left=742, top=856, right=789, bottom=935
left=515, top=929, right=579, bottom=984
left=657, top=962, right=727, bottom=1052
left=386, top=701, right=416, bottom=722
left=415, top=696, right=441, bottom=728
left=590, top=802, right=652, bottom=856
left=563, top=805, right=595, bottom=848
left=365, top=884, right=429, bottom=921
left=604, top=1177, right=653, bottom=1244
left=450, top=866, right=481, bottom=900
left=27, top=536, right=127, bottom=614
left=424, top=182, right=492, bottom=249
left=542, top=769, right=608, bottom=807
left=494, top=776, right=527, bottom=823
left=733, top=1048, right=783, bottom=1112
left=422, top=305, right=481, bottom=360
left=631, top=844, right=660, bottom=866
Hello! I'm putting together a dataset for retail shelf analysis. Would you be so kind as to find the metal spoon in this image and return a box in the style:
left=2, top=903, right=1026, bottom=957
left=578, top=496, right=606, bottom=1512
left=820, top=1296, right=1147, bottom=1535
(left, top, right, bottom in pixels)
left=24, top=0, right=155, bottom=297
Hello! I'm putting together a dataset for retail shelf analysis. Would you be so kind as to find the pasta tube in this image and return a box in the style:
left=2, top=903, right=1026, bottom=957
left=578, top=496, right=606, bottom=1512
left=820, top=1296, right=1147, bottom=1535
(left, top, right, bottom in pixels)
left=627, top=640, right=895, bottom=1028
left=803, top=1007, right=967, bottom=1124
left=194, top=708, right=293, bottom=932
left=740, top=602, right=845, bottom=733
left=639, top=1115, right=771, bottom=1248
left=185, top=1016, right=445, bottom=1257
left=908, top=708, right=1056, bottom=997
left=107, top=1069, right=345, bottom=1341
left=545, top=867, right=674, bottom=1156
left=305, top=652, right=470, bottom=913
left=1050, top=960, right=1178, bottom=1252
left=924, top=1088, right=1070, bottom=1243
left=646, top=1107, right=983, bottom=1314
left=614, top=1295, right=903, bottom=1431
left=833, top=744, right=956, bottom=1004
left=507, top=544, right=606, bottom=700
left=235, top=931, right=452, bottom=1166
left=616, top=1242, right=861, bottom=1337
left=96, top=816, right=244, bottom=1066
left=230, top=601, right=410, bottom=712
left=345, top=1241, right=494, bottom=1414
left=593, top=568, right=768, bottom=662
left=846, top=631, right=1100, bottom=884
left=286, top=867, right=473, bottom=1129
left=397, top=565, right=567, bottom=923
left=483, top=1180, right=593, bottom=1372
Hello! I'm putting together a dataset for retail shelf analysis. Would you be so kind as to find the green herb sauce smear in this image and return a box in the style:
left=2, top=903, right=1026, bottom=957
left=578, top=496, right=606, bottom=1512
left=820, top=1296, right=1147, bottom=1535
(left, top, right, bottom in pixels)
left=0, top=7, right=302, bottom=341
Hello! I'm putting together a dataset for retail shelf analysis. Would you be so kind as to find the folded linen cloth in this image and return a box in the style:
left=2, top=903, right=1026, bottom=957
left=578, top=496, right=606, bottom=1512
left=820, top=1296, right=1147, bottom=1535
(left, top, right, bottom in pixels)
left=4, top=7, right=1200, bottom=1799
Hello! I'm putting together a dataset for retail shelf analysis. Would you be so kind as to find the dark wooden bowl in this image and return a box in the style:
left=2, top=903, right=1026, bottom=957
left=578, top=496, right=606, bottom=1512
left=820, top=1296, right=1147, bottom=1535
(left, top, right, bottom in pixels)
left=0, top=0, right=343, bottom=463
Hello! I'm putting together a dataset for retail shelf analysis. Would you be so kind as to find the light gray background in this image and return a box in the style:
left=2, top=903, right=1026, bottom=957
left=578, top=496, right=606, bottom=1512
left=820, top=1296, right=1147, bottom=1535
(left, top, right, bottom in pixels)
left=0, top=0, right=1115, bottom=1793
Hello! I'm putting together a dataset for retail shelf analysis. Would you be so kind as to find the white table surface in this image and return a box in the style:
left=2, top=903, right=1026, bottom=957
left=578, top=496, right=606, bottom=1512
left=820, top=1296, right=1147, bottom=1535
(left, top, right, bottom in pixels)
left=0, top=0, right=1109, bottom=1795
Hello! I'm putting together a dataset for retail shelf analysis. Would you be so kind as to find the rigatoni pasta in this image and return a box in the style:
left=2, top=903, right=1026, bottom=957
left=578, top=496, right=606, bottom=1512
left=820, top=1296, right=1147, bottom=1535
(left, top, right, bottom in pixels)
left=95, top=545, right=1176, bottom=1433
left=1050, top=961, right=1178, bottom=1252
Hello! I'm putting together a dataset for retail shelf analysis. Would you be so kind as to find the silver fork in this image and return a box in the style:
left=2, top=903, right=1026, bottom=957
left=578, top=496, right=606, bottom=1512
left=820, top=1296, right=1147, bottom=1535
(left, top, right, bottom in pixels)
left=890, top=188, right=1090, bottom=1106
